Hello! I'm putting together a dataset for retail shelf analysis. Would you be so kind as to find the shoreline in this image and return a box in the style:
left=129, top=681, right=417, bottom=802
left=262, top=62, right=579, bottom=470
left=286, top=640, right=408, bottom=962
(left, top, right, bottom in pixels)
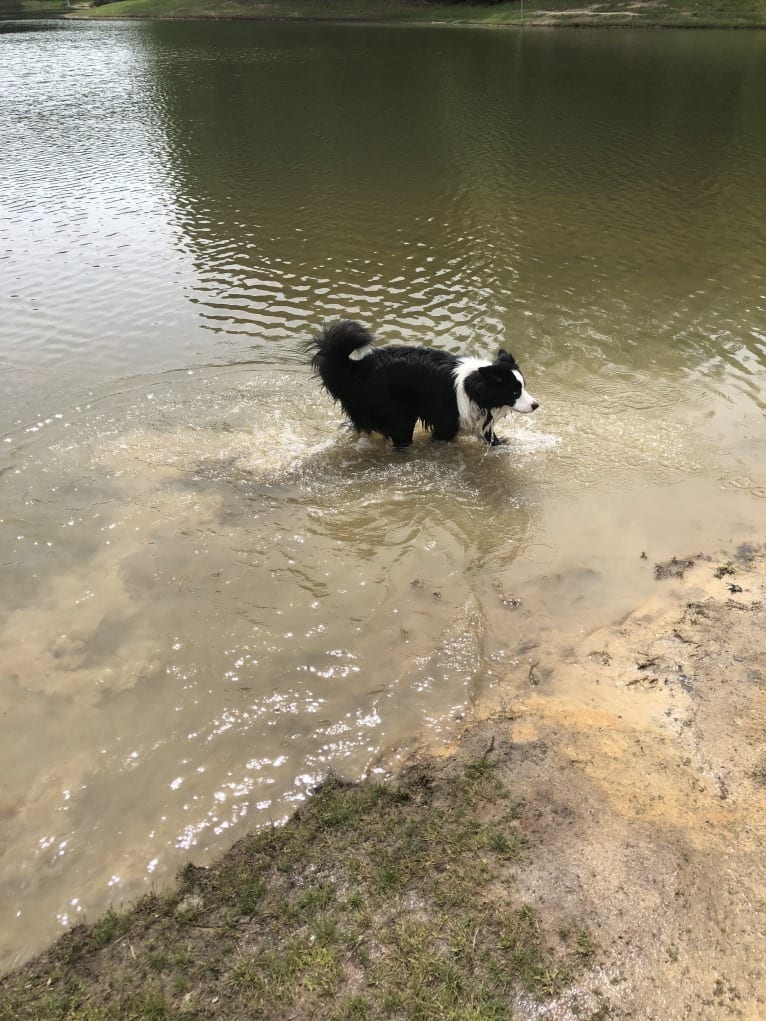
left=60, top=15, right=766, bottom=30
left=2, top=544, right=764, bottom=1018
left=64, top=16, right=766, bottom=29
left=5, top=0, right=765, bottom=29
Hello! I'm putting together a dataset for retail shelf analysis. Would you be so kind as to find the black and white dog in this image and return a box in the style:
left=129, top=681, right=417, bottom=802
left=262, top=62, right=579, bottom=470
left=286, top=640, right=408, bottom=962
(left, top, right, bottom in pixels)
left=308, top=319, right=538, bottom=448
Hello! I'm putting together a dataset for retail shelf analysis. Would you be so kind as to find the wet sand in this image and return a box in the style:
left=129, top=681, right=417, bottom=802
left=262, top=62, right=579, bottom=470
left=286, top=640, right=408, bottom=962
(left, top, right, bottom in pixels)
left=456, top=543, right=766, bottom=1019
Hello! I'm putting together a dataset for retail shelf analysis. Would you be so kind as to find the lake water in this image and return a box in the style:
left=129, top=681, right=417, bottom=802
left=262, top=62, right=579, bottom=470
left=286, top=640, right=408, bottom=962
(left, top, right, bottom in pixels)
left=1, top=18, right=765, bottom=969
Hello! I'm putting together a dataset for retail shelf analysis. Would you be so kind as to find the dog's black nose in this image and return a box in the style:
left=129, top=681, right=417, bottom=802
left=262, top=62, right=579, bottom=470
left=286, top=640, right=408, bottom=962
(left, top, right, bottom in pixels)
left=531, top=401, right=539, bottom=411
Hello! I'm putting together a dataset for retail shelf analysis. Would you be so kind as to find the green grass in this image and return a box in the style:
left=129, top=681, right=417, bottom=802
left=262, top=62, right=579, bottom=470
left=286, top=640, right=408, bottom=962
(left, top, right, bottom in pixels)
left=67, top=0, right=766, bottom=27
left=0, top=762, right=596, bottom=1020
left=4, top=0, right=766, bottom=27
left=0, top=0, right=69, bottom=15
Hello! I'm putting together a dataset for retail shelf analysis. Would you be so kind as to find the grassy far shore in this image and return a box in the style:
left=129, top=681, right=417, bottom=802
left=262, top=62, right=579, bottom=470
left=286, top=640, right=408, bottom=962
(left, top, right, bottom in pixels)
left=3, top=0, right=766, bottom=27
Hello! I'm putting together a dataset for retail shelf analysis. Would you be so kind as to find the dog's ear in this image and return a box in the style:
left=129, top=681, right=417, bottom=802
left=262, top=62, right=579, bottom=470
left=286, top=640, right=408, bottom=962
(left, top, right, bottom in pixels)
left=496, top=349, right=519, bottom=367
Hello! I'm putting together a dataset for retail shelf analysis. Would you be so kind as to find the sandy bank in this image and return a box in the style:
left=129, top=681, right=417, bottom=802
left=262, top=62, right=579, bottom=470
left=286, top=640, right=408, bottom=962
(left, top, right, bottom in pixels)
left=463, top=544, right=766, bottom=1018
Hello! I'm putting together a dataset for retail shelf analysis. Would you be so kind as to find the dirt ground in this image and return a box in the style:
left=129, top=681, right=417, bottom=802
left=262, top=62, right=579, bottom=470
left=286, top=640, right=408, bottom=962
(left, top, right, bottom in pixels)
left=457, top=543, right=766, bottom=1019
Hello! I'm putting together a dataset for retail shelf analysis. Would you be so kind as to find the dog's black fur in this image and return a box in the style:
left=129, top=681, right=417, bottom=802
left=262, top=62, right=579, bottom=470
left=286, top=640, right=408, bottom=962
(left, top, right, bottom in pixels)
left=308, top=320, right=538, bottom=448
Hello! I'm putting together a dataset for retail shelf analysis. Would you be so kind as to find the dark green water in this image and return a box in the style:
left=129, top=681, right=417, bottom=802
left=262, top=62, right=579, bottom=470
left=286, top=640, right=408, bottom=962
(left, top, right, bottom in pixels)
left=0, top=20, right=765, bottom=968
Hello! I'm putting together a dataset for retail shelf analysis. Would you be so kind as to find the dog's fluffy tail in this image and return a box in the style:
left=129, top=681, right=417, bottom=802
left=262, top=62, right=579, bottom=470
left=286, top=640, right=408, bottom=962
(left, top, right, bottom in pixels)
left=308, top=320, right=375, bottom=377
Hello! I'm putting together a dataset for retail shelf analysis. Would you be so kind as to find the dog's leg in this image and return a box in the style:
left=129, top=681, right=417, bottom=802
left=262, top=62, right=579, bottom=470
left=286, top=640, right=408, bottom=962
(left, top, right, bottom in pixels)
left=389, top=419, right=416, bottom=449
left=481, top=414, right=506, bottom=446
left=431, top=411, right=460, bottom=443
left=391, top=433, right=414, bottom=449
left=432, top=426, right=459, bottom=443
left=484, top=430, right=508, bottom=446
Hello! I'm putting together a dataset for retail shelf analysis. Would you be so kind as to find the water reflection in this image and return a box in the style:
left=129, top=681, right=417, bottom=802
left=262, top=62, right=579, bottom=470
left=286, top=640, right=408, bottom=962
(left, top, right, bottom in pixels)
left=131, top=22, right=766, bottom=389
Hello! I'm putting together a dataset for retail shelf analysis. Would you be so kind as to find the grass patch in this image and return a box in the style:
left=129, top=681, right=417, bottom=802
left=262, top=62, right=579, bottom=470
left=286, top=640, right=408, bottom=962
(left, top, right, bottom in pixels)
left=0, top=761, right=594, bottom=1020
left=0, top=0, right=69, bottom=15
left=58, top=0, right=766, bottom=28
left=4, top=0, right=766, bottom=27
left=714, top=561, right=736, bottom=578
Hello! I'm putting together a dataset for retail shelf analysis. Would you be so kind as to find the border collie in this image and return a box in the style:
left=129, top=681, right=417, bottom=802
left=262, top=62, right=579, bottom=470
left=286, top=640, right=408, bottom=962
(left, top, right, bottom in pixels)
left=308, top=320, right=538, bottom=448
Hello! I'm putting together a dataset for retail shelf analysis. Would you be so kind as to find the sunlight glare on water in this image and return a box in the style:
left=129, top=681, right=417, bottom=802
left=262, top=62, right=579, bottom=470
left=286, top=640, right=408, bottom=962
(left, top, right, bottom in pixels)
left=0, top=19, right=765, bottom=969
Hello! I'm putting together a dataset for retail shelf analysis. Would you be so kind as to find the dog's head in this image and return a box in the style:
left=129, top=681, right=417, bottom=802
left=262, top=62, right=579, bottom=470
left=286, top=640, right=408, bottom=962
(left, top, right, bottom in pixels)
left=477, top=349, right=539, bottom=414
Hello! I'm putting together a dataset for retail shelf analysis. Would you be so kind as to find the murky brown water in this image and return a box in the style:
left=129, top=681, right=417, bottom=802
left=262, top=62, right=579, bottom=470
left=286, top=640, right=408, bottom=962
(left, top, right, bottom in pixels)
left=1, top=19, right=765, bottom=969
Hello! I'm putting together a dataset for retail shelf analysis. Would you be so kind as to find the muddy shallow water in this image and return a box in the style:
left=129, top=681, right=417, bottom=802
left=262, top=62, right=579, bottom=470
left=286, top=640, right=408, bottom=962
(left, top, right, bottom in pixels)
left=1, top=20, right=765, bottom=967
